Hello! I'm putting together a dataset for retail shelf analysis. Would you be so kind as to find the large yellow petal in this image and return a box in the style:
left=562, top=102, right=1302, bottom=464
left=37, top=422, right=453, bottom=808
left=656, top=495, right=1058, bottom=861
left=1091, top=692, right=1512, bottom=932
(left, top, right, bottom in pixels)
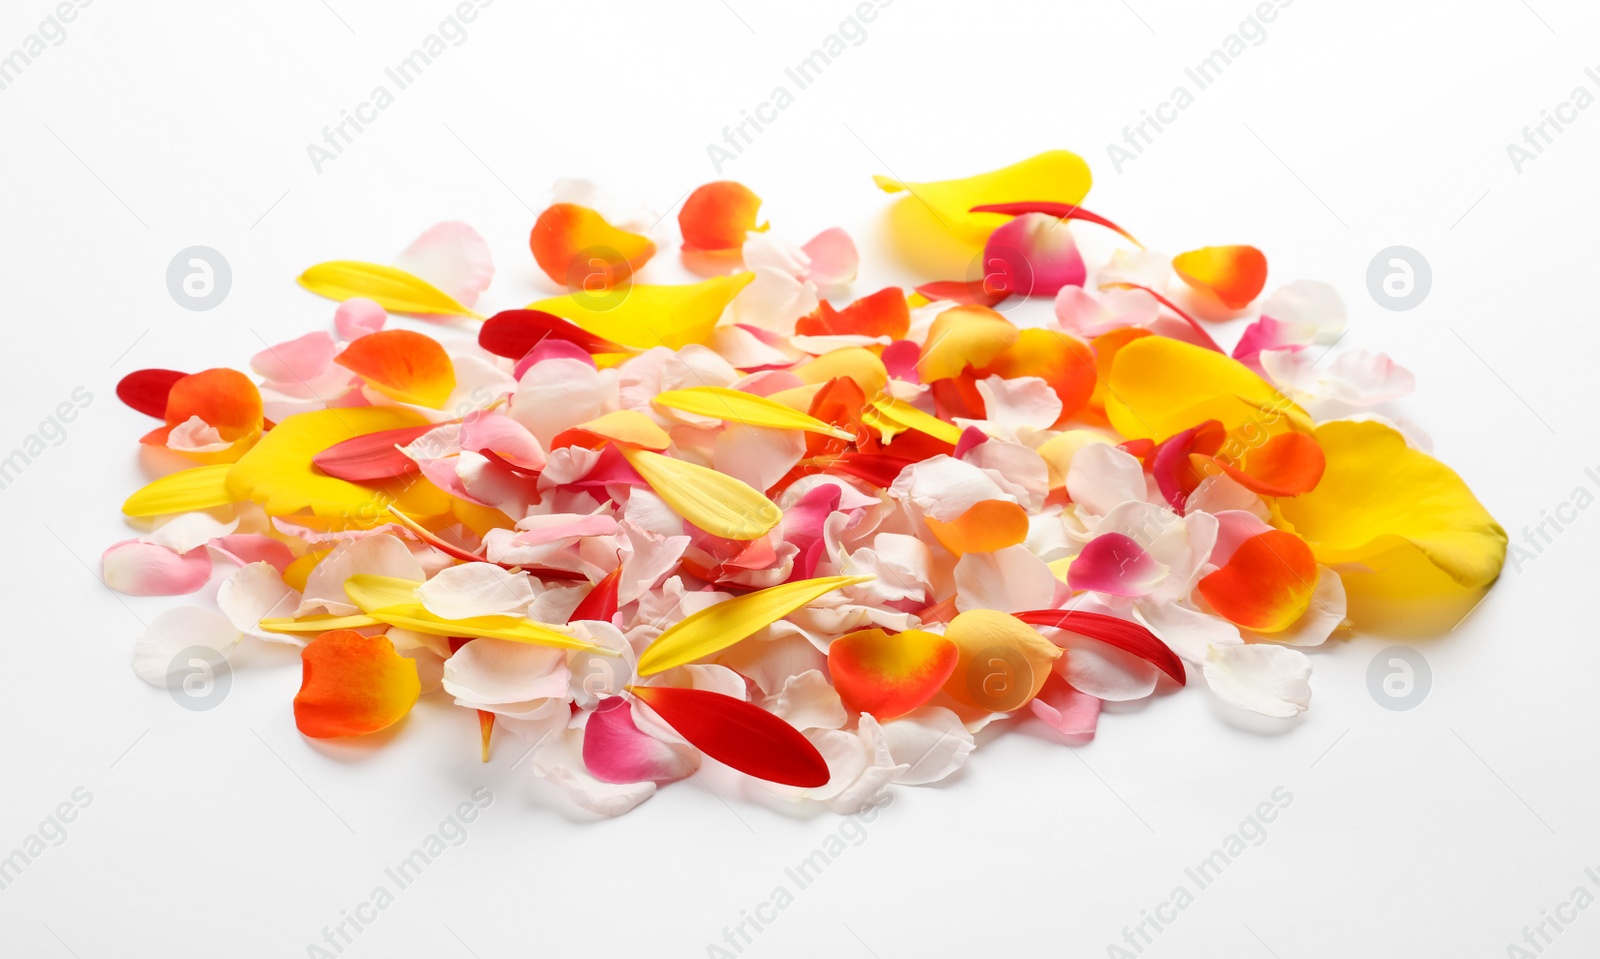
left=916, top=305, right=1019, bottom=382
left=619, top=446, right=781, bottom=540
left=526, top=274, right=754, bottom=350
left=298, top=261, right=483, bottom=319
left=122, top=464, right=238, bottom=517
left=1275, top=420, right=1506, bottom=588
left=874, top=150, right=1093, bottom=247
left=1105, top=335, right=1306, bottom=441
left=226, top=408, right=451, bottom=520
left=636, top=575, right=871, bottom=676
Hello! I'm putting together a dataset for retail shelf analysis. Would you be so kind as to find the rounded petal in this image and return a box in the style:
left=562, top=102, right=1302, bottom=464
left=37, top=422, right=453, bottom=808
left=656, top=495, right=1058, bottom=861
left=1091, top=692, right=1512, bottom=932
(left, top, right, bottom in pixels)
left=679, top=181, right=764, bottom=251
left=334, top=329, right=456, bottom=409
left=1202, top=643, right=1311, bottom=718
left=980, top=212, right=1085, bottom=297
left=1198, top=530, right=1317, bottom=632
left=916, top=305, right=1019, bottom=382
left=828, top=628, right=959, bottom=720
left=1068, top=533, right=1168, bottom=597
left=293, top=630, right=421, bottom=737
left=940, top=608, right=1062, bottom=712
left=1173, top=245, right=1268, bottom=309
left=530, top=203, right=655, bottom=288
left=923, top=499, right=1029, bottom=556
left=102, top=541, right=212, bottom=596
left=583, top=696, right=698, bottom=784
left=393, top=221, right=494, bottom=308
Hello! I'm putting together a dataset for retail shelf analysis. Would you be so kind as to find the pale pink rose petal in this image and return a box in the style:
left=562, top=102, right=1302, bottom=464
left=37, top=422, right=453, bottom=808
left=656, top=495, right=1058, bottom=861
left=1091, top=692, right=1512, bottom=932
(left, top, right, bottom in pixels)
left=393, top=221, right=494, bottom=308
left=513, top=513, right=621, bottom=547
left=1209, top=509, right=1276, bottom=567
left=983, top=213, right=1085, bottom=297
left=251, top=331, right=337, bottom=384
left=207, top=534, right=295, bottom=573
left=513, top=339, right=594, bottom=380
left=1065, top=442, right=1147, bottom=516
left=533, top=726, right=656, bottom=818
left=800, top=227, right=859, bottom=288
left=102, top=540, right=212, bottom=596
left=1054, top=285, right=1159, bottom=337
left=443, top=639, right=570, bottom=705
left=1029, top=674, right=1101, bottom=744
left=460, top=410, right=546, bottom=472
left=1068, top=532, right=1168, bottom=598
left=334, top=298, right=386, bottom=339
left=1232, top=316, right=1311, bottom=369
left=582, top=696, right=699, bottom=785
left=954, top=544, right=1059, bottom=612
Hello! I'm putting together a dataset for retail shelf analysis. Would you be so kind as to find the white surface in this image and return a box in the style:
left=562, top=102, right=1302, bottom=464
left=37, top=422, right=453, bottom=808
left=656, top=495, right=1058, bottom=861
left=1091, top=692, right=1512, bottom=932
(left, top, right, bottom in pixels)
left=0, top=0, right=1593, bottom=956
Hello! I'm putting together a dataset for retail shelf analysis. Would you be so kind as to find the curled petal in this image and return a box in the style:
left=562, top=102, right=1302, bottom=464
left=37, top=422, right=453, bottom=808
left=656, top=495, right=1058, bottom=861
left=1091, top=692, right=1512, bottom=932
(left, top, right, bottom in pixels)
left=939, top=608, right=1062, bottom=712
left=117, top=369, right=186, bottom=419
left=916, top=305, right=1019, bottom=382
left=800, top=227, right=858, bottom=287
left=827, top=628, right=959, bottom=720
left=980, top=212, right=1086, bottom=297
left=530, top=203, right=655, bottom=288
left=334, top=329, right=455, bottom=409
left=795, top=287, right=910, bottom=340
left=1173, top=245, right=1268, bottom=310
left=923, top=499, right=1029, bottom=556
left=629, top=685, right=828, bottom=787
left=334, top=298, right=386, bottom=339
left=679, top=181, right=764, bottom=251
left=873, top=150, right=1092, bottom=247
left=1202, top=430, right=1325, bottom=497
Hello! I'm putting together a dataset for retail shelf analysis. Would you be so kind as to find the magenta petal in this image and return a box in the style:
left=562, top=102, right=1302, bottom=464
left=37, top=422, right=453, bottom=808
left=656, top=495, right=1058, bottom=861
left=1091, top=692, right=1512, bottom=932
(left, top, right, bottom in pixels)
left=1029, top=673, right=1101, bottom=745
left=882, top=339, right=921, bottom=383
left=1068, top=532, right=1167, bottom=597
left=1232, top=316, right=1308, bottom=370
left=102, top=541, right=212, bottom=596
left=583, top=696, right=697, bottom=785
left=981, top=212, right=1086, bottom=298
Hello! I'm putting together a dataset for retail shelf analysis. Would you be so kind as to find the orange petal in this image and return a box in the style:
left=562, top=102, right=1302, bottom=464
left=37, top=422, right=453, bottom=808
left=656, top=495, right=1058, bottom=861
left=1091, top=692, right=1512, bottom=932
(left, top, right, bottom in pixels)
left=940, top=608, right=1062, bottom=713
left=293, top=629, right=421, bottom=738
left=795, top=287, right=911, bottom=340
left=916, top=305, right=1019, bottom=382
left=679, top=181, right=765, bottom=252
left=827, top=628, right=959, bottom=720
left=1205, top=430, right=1326, bottom=497
left=923, top=499, right=1030, bottom=556
left=529, top=203, right=655, bottom=289
left=1197, top=530, right=1316, bottom=632
left=794, top=347, right=889, bottom=398
left=980, top=328, right=1097, bottom=423
left=333, top=329, right=455, bottom=409
left=1087, top=326, right=1151, bottom=418
left=139, top=368, right=265, bottom=463
left=1173, top=245, right=1268, bottom=310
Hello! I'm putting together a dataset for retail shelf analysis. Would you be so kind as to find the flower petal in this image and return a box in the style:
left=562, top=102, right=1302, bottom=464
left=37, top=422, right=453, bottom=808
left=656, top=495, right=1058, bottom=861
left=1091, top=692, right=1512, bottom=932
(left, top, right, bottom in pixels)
left=334, top=329, right=456, bottom=409
left=873, top=150, right=1093, bottom=247
left=619, top=446, right=782, bottom=541
left=294, top=629, right=421, bottom=737
left=527, top=274, right=754, bottom=351
left=916, top=305, right=1019, bottom=382
left=1068, top=533, right=1168, bottom=597
left=939, top=608, right=1062, bottom=712
left=828, top=627, right=959, bottom=720
left=679, top=181, right=764, bottom=251
left=629, top=685, right=828, bottom=787
left=131, top=607, right=240, bottom=687
left=1173, top=245, right=1268, bottom=309
left=530, top=204, right=655, bottom=288
left=981, top=212, right=1085, bottom=297
left=1198, top=530, right=1317, bottom=632
left=1202, top=643, right=1311, bottom=718
left=636, top=575, right=866, bottom=675
left=583, top=696, right=698, bottom=784
left=923, top=499, right=1029, bottom=556
left=298, top=260, right=482, bottom=319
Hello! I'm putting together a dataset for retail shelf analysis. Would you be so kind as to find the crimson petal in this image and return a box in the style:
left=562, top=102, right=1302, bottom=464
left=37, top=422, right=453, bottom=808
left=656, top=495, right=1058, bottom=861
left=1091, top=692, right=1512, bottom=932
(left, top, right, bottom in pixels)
left=1013, top=609, right=1186, bottom=686
left=116, top=369, right=188, bottom=419
left=570, top=564, right=622, bottom=623
left=970, top=201, right=1143, bottom=248
left=629, top=685, right=829, bottom=788
left=479, top=309, right=630, bottom=359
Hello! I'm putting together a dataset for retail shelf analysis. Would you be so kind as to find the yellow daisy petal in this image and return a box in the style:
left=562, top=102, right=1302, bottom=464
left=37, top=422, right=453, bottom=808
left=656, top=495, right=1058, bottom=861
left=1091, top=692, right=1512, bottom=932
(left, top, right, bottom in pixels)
left=122, top=464, right=237, bottom=517
left=618, top=446, right=781, bottom=540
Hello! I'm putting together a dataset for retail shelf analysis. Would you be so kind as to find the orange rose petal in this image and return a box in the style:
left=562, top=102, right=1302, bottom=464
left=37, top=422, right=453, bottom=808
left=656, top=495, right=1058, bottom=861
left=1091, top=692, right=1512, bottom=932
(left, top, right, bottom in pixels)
left=1208, top=430, right=1326, bottom=497
left=916, top=305, right=1019, bottom=382
left=157, top=368, right=263, bottom=441
left=679, top=181, right=765, bottom=252
left=980, top=327, right=1097, bottom=423
left=293, top=629, right=421, bottom=738
left=333, top=329, right=456, bottom=409
left=923, top=499, right=1030, bottom=556
left=529, top=203, right=656, bottom=289
left=1197, top=530, right=1317, bottom=632
left=1087, top=326, right=1152, bottom=417
left=795, top=287, right=911, bottom=340
left=827, top=628, right=960, bottom=720
left=1172, top=245, right=1268, bottom=310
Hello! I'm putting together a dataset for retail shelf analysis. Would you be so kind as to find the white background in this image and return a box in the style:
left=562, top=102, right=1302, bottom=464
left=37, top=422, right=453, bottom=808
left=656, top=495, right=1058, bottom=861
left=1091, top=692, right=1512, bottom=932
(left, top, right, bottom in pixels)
left=1, top=0, right=1596, bottom=956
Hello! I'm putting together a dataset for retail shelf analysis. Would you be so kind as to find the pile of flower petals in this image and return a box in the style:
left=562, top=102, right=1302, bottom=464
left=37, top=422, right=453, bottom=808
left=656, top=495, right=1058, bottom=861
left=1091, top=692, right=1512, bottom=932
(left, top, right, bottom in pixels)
left=112, top=153, right=1507, bottom=816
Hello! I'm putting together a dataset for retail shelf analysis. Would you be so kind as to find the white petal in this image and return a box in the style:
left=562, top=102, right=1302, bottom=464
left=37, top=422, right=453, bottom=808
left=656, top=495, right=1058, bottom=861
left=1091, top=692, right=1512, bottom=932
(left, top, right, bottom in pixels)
left=1203, top=643, right=1312, bottom=718
left=418, top=563, right=536, bottom=620
left=1058, top=634, right=1160, bottom=701
left=297, top=534, right=425, bottom=617
left=142, top=512, right=239, bottom=553
left=442, top=639, right=569, bottom=705
left=892, top=455, right=1012, bottom=522
left=713, top=424, right=804, bottom=493
left=216, top=561, right=302, bottom=645
left=1066, top=442, right=1148, bottom=516
left=955, top=544, right=1059, bottom=613
left=1260, top=279, right=1345, bottom=341
left=1135, top=602, right=1242, bottom=664
left=764, top=669, right=847, bottom=731
left=958, top=375, right=1061, bottom=440
left=131, top=607, right=240, bottom=688
left=509, top=358, right=617, bottom=446
left=531, top=727, right=655, bottom=817
left=392, top=221, right=494, bottom=308
left=873, top=707, right=975, bottom=785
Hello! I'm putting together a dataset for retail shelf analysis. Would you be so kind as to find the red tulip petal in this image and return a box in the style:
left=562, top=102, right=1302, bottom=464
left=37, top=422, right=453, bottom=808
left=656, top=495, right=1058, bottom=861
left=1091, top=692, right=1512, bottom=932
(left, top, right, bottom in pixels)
left=795, top=287, right=910, bottom=340
left=311, top=425, right=435, bottom=482
left=570, top=565, right=622, bottom=623
left=1196, top=530, right=1317, bottom=633
left=969, top=201, right=1143, bottom=248
left=117, top=368, right=187, bottom=419
left=479, top=309, right=631, bottom=359
left=1013, top=609, right=1185, bottom=685
left=679, top=181, right=764, bottom=252
left=827, top=627, right=959, bottom=721
left=293, top=629, right=421, bottom=738
left=334, top=329, right=455, bottom=409
left=629, top=685, right=828, bottom=787
left=1172, top=245, right=1268, bottom=310
left=914, top=279, right=1010, bottom=308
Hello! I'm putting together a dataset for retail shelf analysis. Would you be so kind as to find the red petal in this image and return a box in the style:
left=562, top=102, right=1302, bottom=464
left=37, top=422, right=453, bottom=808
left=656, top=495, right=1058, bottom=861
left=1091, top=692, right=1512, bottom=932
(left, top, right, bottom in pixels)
left=117, top=369, right=187, bottom=419
left=969, top=201, right=1143, bottom=248
left=914, top=279, right=1010, bottom=308
left=311, top=424, right=435, bottom=482
left=679, top=182, right=763, bottom=252
left=629, top=685, right=829, bottom=787
left=795, top=287, right=910, bottom=339
left=1013, top=609, right=1186, bottom=686
left=570, top=564, right=622, bottom=623
left=479, top=309, right=630, bottom=359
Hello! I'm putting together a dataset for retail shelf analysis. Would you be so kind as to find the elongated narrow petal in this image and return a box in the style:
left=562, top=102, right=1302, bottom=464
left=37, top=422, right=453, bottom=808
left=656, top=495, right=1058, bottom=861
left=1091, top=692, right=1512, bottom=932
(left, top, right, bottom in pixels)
left=123, top=464, right=237, bottom=517
left=479, top=309, right=631, bottom=358
left=298, top=260, right=483, bottom=318
left=860, top=395, right=962, bottom=446
left=1172, top=245, right=1268, bottom=309
left=117, top=369, right=187, bottom=419
left=619, top=446, right=781, bottom=540
left=310, top=424, right=435, bottom=482
left=527, top=274, right=754, bottom=351
left=1014, top=609, right=1185, bottom=685
left=344, top=574, right=603, bottom=652
left=827, top=628, right=959, bottom=720
left=654, top=387, right=854, bottom=439
left=636, top=575, right=867, bottom=675
left=334, top=329, right=456, bottom=409
left=629, top=685, right=828, bottom=787
left=970, top=201, right=1142, bottom=247
left=294, top=629, right=421, bottom=738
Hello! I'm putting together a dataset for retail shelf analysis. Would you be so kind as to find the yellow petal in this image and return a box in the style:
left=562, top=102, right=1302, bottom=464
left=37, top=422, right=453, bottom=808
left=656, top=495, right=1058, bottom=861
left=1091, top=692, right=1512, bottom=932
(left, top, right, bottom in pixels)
left=939, top=608, right=1062, bottom=712
left=794, top=347, right=888, bottom=398
left=619, top=446, right=781, bottom=540
left=1105, top=335, right=1308, bottom=441
left=875, top=150, right=1093, bottom=247
left=122, top=464, right=237, bottom=517
left=563, top=409, right=672, bottom=451
left=653, top=387, right=855, bottom=439
left=1275, top=420, right=1506, bottom=588
left=343, top=575, right=605, bottom=652
left=860, top=395, right=962, bottom=446
left=298, top=261, right=483, bottom=319
left=916, top=305, right=1019, bottom=382
left=258, top=613, right=383, bottom=634
left=226, top=408, right=451, bottom=519
left=636, top=575, right=871, bottom=675
left=526, top=274, right=754, bottom=350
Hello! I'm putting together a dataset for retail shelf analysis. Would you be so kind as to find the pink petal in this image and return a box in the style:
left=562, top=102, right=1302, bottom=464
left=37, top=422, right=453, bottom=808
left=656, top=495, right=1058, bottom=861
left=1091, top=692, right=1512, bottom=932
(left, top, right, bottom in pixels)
left=1053, top=286, right=1159, bottom=337
left=1029, top=673, right=1101, bottom=744
left=334, top=298, right=386, bottom=339
left=513, top=339, right=595, bottom=380
left=1210, top=509, right=1275, bottom=567
left=102, top=540, right=211, bottom=596
left=208, top=534, right=295, bottom=573
left=251, top=331, right=336, bottom=384
left=460, top=411, right=546, bottom=472
left=1068, top=533, right=1168, bottom=597
left=393, top=221, right=494, bottom=308
left=882, top=339, right=921, bottom=383
left=1232, top=316, right=1311, bottom=370
left=982, top=213, right=1085, bottom=298
left=583, top=696, right=698, bottom=785
left=513, top=513, right=620, bottom=547
left=800, top=227, right=859, bottom=288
